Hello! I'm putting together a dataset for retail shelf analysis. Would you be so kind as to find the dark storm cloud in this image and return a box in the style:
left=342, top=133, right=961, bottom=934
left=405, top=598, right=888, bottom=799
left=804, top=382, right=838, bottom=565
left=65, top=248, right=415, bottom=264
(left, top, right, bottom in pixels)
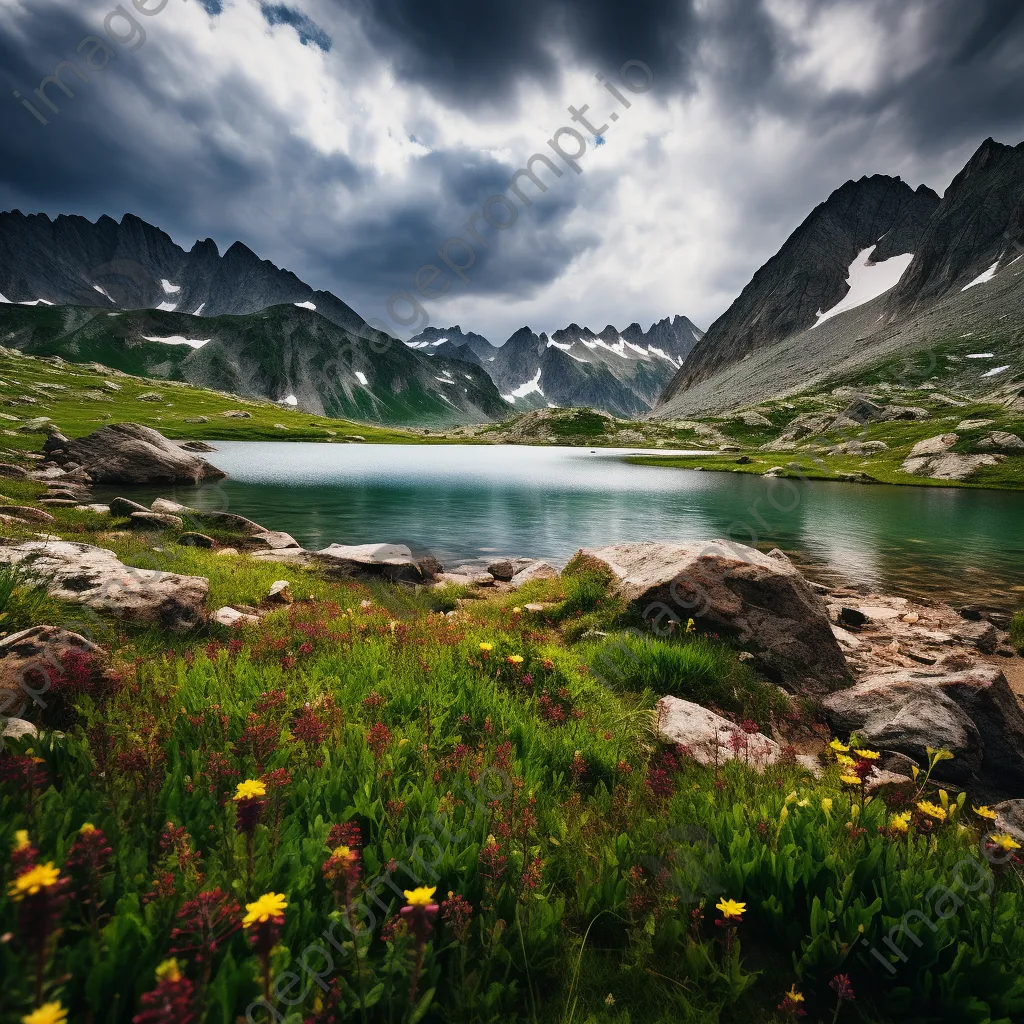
left=259, top=3, right=332, bottom=52
left=2, top=0, right=1024, bottom=339
left=343, top=0, right=698, bottom=104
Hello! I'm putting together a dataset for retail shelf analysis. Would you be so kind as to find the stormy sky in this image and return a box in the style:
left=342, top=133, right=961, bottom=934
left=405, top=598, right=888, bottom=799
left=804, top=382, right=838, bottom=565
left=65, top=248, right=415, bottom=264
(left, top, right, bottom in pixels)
left=2, top=0, right=1023, bottom=341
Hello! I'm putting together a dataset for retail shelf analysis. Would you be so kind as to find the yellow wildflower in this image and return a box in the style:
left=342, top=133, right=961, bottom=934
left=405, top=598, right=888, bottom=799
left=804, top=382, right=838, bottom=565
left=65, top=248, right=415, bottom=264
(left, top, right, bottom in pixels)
left=332, top=845, right=352, bottom=859
left=21, top=1003, right=68, bottom=1024
left=917, top=800, right=947, bottom=822
left=890, top=811, right=911, bottom=833
left=512, top=607, right=522, bottom=614
left=14, top=830, right=30, bottom=851
left=79, top=822, right=97, bottom=834
left=854, top=749, right=880, bottom=761
left=715, top=897, right=746, bottom=920
left=507, top=655, right=524, bottom=665
left=155, top=959, right=182, bottom=983
left=243, top=892, right=288, bottom=927
left=839, top=774, right=862, bottom=786
left=836, top=753, right=856, bottom=768
left=821, top=798, right=833, bottom=817
left=785, top=985, right=805, bottom=1003
left=829, top=738, right=850, bottom=753
left=404, top=885, right=437, bottom=907
left=234, top=779, right=267, bottom=802
left=479, top=642, right=493, bottom=653
left=973, top=805, right=998, bottom=821
left=990, top=833, right=1022, bottom=853
left=8, top=863, right=61, bottom=901
left=926, top=747, right=954, bottom=763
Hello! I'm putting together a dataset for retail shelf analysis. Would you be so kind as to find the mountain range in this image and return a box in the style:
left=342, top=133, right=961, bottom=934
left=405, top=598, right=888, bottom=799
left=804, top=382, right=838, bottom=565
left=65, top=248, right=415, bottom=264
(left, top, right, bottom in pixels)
left=0, top=211, right=698, bottom=423
left=2, top=134, right=1020, bottom=428
left=406, top=317, right=702, bottom=418
left=656, top=137, right=1024, bottom=418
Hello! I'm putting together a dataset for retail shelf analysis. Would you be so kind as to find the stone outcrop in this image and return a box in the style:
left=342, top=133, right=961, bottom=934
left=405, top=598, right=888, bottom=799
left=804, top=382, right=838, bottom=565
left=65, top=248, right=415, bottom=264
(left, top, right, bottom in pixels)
left=582, top=541, right=851, bottom=695
left=655, top=696, right=822, bottom=777
left=42, top=423, right=226, bottom=485
left=0, top=540, right=208, bottom=631
left=824, top=665, right=1024, bottom=798
left=0, top=625, right=100, bottom=724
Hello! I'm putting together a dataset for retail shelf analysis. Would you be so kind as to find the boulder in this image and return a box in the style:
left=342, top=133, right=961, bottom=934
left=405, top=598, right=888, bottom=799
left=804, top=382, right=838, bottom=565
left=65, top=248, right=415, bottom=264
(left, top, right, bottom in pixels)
left=43, top=423, right=226, bottom=485
left=250, top=530, right=301, bottom=551
left=267, top=580, right=293, bottom=605
left=951, top=621, right=999, bottom=654
left=583, top=541, right=851, bottom=695
left=0, top=540, right=208, bottom=631
left=151, top=498, right=188, bottom=514
left=213, top=606, right=261, bottom=627
left=1, top=716, right=38, bottom=742
left=2, top=506, right=55, bottom=524
left=0, top=463, right=29, bottom=479
left=992, top=800, right=1024, bottom=844
left=129, top=512, right=184, bottom=531
left=178, top=440, right=217, bottom=453
left=487, top=560, right=517, bottom=582
left=739, top=411, right=773, bottom=428
left=656, top=696, right=782, bottom=768
left=510, top=561, right=559, bottom=588
left=977, top=431, right=1024, bottom=453
left=655, top=696, right=821, bottom=777
left=109, top=496, right=150, bottom=517
left=907, top=434, right=958, bottom=458
left=828, top=441, right=889, bottom=456
left=179, top=532, right=215, bottom=548
left=311, top=543, right=439, bottom=584
left=222, top=410, right=252, bottom=419
left=901, top=453, right=1000, bottom=481
left=0, top=626, right=100, bottom=724
left=183, top=509, right=269, bottom=537
left=824, top=666, right=1024, bottom=798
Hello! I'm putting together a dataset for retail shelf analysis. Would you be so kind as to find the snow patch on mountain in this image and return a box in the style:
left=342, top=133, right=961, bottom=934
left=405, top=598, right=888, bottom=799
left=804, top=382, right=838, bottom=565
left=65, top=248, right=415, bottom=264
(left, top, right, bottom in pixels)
left=161, top=279, right=181, bottom=295
left=141, top=335, right=210, bottom=349
left=93, top=284, right=115, bottom=303
left=354, top=372, right=368, bottom=386
left=961, top=261, right=1000, bottom=291
left=157, top=301, right=178, bottom=312
left=502, top=369, right=543, bottom=403
left=814, top=248, right=914, bottom=327
left=294, top=300, right=316, bottom=310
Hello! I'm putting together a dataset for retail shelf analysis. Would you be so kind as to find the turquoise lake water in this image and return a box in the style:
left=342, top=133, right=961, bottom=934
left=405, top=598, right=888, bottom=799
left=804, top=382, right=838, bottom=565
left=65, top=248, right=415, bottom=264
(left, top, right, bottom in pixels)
left=111, top=442, right=1024, bottom=606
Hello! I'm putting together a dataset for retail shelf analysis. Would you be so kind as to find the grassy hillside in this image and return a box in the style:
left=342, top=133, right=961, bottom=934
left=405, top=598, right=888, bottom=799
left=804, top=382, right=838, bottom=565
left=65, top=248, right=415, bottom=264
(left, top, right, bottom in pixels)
left=631, top=334, right=1024, bottom=490
left=0, top=347, right=427, bottom=448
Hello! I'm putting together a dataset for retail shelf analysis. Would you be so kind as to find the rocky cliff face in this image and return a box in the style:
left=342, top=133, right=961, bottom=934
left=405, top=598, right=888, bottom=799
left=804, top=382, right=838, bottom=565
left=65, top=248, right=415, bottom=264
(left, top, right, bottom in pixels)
left=655, top=136, right=1024, bottom=419
left=0, top=211, right=366, bottom=333
left=659, top=176, right=941, bottom=402
left=888, top=138, right=1024, bottom=313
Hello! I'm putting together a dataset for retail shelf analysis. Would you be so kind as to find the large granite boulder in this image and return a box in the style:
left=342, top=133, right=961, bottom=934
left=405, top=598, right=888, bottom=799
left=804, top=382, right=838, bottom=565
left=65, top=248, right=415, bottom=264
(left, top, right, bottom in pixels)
left=43, top=423, right=226, bottom=485
left=0, top=540, right=208, bottom=631
left=824, top=666, right=1024, bottom=798
left=656, top=696, right=782, bottom=768
left=581, top=541, right=851, bottom=695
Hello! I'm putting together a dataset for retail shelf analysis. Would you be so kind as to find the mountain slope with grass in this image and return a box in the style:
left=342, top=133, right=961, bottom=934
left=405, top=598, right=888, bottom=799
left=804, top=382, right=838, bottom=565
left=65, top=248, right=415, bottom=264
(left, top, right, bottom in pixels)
left=0, top=303, right=511, bottom=427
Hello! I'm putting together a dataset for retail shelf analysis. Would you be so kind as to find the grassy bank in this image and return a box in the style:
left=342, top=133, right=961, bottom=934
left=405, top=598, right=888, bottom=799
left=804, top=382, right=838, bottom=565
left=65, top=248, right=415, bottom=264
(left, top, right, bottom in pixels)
left=1, top=532, right=1023, bottom=1024
left=0, top=349, right=425, bottom=448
